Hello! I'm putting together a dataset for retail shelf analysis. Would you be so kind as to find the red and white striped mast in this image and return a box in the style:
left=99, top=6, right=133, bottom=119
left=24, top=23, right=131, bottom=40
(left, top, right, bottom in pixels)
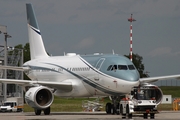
left=128, top=14, right=136, bottom=61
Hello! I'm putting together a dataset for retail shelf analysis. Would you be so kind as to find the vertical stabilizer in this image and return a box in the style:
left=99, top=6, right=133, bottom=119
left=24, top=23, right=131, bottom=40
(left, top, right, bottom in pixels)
left=26, top=3, right=48, bottom=59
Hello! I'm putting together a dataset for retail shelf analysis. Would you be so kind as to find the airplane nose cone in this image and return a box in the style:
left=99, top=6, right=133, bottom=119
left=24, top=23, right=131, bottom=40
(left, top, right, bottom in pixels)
left=122, top=70, right=140, bottom=82
left=127, top=71, right=140, bottom=81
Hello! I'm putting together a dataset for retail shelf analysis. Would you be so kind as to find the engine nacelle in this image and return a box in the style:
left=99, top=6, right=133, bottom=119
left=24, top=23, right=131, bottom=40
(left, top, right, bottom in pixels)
left=25, top=86, right=54, bottom=109
left=133, top=83, right=163, bottom=105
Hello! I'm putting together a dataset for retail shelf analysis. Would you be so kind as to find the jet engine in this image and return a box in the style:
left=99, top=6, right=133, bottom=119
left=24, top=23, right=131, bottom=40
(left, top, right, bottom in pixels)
left=133, top=83, right=163, bottom=105
left=25, top=86, right=54, bottom=109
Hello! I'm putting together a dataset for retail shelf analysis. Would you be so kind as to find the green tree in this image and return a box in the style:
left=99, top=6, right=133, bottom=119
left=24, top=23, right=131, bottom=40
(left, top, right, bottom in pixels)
left=23, top=43, right=30, bottom=62
left=124, top=53, right=149, bottom=78
left=23, top=43, right=31, bottom=80
left=11, top=43, right=30, bottom=80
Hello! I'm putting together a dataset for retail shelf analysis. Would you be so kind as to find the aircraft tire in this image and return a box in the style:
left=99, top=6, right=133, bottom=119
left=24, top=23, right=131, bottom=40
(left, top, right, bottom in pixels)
left=44, top=107, right=50, bottom=115
left=111, top=104, right=116, bottom=115
left=150, top=113, right=155, bottom=119
left=106, top=102, right=112, bottom=114
left=116, top=103, right=120, bottom=115
left=34, top=109, right=41, bottom=115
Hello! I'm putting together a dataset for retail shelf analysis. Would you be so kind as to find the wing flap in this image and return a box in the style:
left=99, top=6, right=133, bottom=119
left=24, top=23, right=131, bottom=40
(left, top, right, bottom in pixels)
left=140, top=74, right=180, bottom=83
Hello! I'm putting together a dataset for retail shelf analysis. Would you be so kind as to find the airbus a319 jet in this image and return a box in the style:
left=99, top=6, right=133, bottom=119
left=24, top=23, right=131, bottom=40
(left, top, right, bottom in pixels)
left=0, top=3, right=180, bottom=115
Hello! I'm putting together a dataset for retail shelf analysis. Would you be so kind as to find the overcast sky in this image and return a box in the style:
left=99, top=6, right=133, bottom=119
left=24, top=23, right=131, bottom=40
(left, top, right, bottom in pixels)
left=0, top=0, right=180, bottom=80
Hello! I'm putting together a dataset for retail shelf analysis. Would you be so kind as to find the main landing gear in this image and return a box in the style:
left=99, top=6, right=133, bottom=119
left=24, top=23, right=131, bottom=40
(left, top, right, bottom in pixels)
left=34, top=107, right=51, bottom=115
left=105, top=96, right=121, bottom=115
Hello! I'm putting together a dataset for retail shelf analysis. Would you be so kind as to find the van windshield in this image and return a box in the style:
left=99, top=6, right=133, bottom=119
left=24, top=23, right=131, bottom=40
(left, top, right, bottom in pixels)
left=3, top=102, right=15, bottom=107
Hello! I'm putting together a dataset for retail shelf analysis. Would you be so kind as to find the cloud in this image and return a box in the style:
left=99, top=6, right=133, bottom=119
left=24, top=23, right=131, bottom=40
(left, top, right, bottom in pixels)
left=75, top=37, right=94, bottom=49
left=148, top=47, right=180, bottom=57
left=149, top=47, right=171, bottom=57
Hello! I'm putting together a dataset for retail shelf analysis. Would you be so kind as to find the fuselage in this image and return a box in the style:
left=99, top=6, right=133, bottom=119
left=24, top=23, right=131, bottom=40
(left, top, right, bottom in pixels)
left=23, top=53, right=140, bottom=97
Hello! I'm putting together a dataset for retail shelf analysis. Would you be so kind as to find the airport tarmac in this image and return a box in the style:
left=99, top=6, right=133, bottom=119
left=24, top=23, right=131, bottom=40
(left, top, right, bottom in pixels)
left=0, top=111, right=180, bottom=120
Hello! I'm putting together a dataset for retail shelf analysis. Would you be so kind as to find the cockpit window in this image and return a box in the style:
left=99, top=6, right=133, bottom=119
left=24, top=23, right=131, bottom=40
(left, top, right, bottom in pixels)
left=107, top=65, right=113, bottom=71
left=107, top=65, right=118, bottom=71
left=118, top=65, right=128, bottom=70
left=96, top=58, right=105, bottom=70
left=111, top=65, right=117, bottom=71
left=107, top=64, right=135, bottom=71
left=128, top=65, right=135, bottom=70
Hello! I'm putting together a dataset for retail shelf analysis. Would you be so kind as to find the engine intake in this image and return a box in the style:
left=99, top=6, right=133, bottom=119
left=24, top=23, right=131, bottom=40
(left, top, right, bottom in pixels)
left=25, top=86, right=54, bottom=109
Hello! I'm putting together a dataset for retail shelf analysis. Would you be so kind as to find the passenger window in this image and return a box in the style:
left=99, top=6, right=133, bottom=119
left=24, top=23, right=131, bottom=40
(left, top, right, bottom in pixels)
left=128, top=65, right=135, bottom=70
left=118, top=65, right=128, bottom=70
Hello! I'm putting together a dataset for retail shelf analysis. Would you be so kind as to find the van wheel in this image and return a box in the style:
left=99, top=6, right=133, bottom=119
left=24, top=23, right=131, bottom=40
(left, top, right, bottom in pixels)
left=126, top=105, right=132, bottom=119
left=143, top=113, right=148, bottom=119
left=120, top=105, right=125, bottom=116
left=150, top=113, right=155, bottom=119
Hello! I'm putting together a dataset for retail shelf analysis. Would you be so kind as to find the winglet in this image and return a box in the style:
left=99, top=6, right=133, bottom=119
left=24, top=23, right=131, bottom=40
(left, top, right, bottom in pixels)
left=26, top=3, right=49, bottom=59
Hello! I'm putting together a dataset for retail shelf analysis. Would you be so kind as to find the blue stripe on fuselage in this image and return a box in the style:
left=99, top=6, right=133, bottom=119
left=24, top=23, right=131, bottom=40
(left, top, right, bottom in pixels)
left=44, top=63, right=122, bottom=95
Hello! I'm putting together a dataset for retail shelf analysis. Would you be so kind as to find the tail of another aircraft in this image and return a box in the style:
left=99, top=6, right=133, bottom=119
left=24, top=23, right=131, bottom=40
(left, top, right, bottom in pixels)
left=26, top=3, right=49, bottom=59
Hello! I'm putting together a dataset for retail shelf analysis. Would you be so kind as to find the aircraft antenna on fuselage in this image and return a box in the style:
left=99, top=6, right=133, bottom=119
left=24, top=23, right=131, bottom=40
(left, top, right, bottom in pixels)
left=26, top=3, right=49, bottom=59
left=112, top=49, right=115, bottom=54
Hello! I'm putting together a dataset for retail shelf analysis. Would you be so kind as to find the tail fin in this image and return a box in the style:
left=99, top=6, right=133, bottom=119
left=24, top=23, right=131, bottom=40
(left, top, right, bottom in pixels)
left=26, top=3, right=48, bottom=59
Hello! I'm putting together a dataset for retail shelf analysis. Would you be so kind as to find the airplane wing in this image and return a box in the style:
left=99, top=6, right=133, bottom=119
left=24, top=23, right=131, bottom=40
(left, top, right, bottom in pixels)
left=0, top=78, right=72, bottom=92
left=0, top=65, right=72, bottom=91
left=140, top=74, right=180, bottom=83
left=0, top=65, right=30, bottom=71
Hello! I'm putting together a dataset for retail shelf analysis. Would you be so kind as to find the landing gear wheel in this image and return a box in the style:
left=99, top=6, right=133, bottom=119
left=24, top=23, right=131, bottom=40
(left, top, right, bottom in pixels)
left=116, top=103, right=120, bottom=115
left=44, top=107, right=50, bottom=115
left=34, top=109, right=41, bottom=115
left=143, top=113, right=148, bottom=119
left=150, top=113, right=155, bottom=119
left=111, top=104, right=115, bottom=115
left=106, top=102, right=112, bottom=114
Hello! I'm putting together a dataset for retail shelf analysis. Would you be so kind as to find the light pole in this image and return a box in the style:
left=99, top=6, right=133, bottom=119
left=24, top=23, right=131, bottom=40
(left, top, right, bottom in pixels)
left=128, top=14, right=136, bottom=61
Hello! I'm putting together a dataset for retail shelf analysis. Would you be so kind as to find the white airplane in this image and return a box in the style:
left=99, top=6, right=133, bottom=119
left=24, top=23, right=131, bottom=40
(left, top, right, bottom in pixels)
left=1, top=3, right=180, bottom=115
